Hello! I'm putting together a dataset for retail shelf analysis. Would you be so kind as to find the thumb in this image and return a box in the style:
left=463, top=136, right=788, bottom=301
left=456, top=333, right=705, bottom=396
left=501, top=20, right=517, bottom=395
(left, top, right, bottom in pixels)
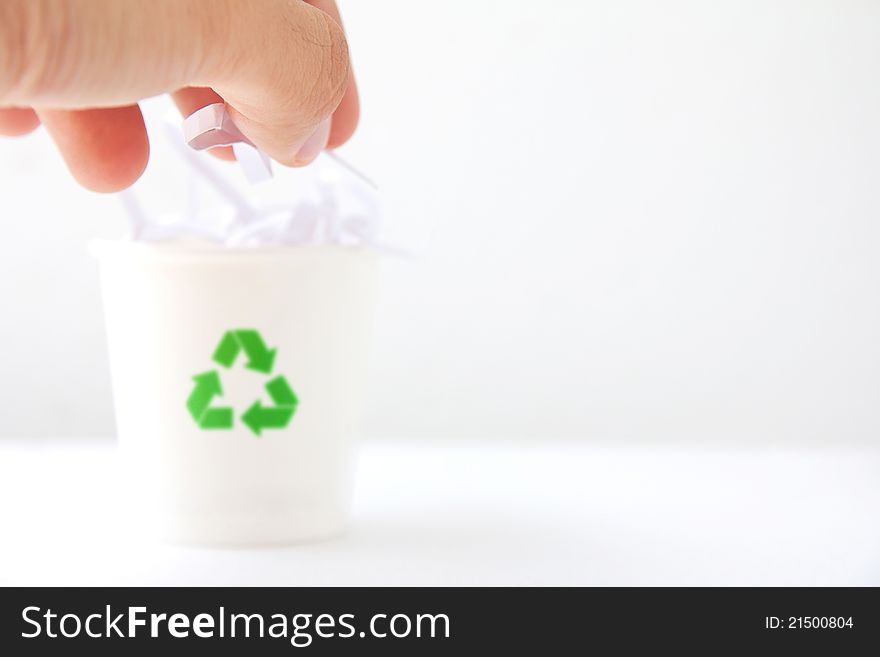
left=0, top=0, right=349, bottom=165
left=201, top=0, right=350, bottom=165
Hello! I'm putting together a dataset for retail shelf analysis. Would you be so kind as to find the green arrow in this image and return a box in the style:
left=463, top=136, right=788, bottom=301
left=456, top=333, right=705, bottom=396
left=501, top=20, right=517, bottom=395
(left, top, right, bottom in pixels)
left=266, top=375, right=298, bottom=407
left=199, top=407, right=234, bottom=429
left=186, top=370, right=233, bottom=429
left=241, top=401, right=295, bottom=437
left=235, top=329, right=277, bottom=374
left=212, top=331, right=241, bottom=368
left=187, top=370, right=223, bottom=421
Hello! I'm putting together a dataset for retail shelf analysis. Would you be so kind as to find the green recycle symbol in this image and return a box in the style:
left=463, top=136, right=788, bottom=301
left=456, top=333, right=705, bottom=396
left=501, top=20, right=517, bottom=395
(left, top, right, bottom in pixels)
left=186, top=329, right=298, bottom=437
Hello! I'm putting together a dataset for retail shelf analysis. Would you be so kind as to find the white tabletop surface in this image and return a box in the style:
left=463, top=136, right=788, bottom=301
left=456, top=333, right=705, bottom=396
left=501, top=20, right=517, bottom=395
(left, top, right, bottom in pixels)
left=1, top=441, right=878, bottom=586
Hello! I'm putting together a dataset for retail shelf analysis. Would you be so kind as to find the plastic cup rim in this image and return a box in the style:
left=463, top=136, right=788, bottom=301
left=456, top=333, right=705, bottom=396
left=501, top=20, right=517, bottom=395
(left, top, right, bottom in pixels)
left=89, top=239, right=379, bottom=263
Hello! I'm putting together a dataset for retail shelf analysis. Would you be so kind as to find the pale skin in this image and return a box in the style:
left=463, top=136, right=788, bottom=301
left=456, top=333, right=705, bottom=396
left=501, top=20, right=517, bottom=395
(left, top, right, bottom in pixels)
left=0, top=0, right=359, bottom=192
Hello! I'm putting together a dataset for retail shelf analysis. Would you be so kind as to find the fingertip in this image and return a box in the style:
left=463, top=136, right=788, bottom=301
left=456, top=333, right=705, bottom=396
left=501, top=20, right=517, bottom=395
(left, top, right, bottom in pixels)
left=38, top=106, right=150, bottom=193
left=208, top=145, right=236, bottom=161
left=0, top=107, right=41, bottom=136
left=74, top=142, right=149, bottom=193
left=291, top=117, right=332, bottom=167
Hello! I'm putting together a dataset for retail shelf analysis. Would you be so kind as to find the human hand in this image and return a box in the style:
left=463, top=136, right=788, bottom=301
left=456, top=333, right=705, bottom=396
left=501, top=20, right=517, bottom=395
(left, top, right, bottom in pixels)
left=0, top=0, right=358, bottom=191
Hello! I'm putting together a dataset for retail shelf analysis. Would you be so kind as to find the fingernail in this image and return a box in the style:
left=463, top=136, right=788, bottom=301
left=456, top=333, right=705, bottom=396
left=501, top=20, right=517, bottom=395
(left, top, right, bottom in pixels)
left=295, top=118, right=332, bottom=164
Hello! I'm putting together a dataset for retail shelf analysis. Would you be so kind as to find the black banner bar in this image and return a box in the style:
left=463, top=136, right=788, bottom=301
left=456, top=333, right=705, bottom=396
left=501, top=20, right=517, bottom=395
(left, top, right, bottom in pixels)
left=1, top=587, right=877, bottom=653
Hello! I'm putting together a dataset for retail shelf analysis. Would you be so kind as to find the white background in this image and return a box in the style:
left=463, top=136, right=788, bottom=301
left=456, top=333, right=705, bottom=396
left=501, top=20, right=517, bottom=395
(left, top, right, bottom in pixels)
left=1, top=0, right=879, bottom=444
left=5, top=443, right=880, bottom=585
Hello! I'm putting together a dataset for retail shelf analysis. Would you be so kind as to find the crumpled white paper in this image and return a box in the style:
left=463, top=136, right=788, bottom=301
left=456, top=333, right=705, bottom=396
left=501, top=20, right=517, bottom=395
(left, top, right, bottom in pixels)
left=119, top=110, right=391, bottom=252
